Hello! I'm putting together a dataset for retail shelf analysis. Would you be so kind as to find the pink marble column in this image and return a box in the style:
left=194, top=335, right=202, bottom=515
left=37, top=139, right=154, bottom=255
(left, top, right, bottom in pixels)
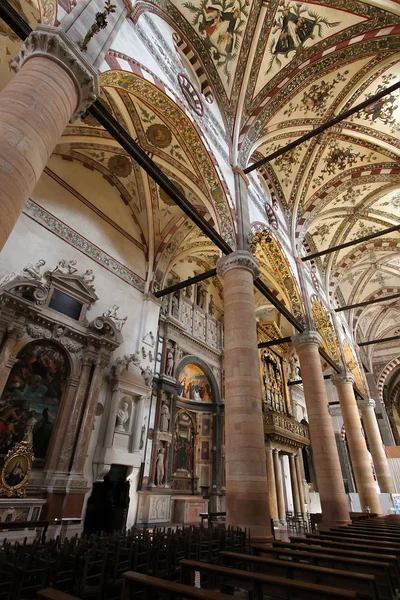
left=333, top=373, right=381, bottom=514
left=266, top=447, right=278, bottom=524
left=359, top=398, right=395, bottom=494
left=295, top=453, right=306, bottom=516
left=289, top=454, right=301, bottom=515
left=0, top=26, right=97, bottom=250
left=292, top=331, right=350, bottom=528
left=273, top=449, right=286, bottom=524
left=217, top=251, right=271, bottom=540
left=71, top=357, right=107, bottom=474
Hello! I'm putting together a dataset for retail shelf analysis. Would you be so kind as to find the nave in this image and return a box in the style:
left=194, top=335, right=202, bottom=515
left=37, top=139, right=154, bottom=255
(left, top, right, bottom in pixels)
left=2, top=515, right=400, bottom=599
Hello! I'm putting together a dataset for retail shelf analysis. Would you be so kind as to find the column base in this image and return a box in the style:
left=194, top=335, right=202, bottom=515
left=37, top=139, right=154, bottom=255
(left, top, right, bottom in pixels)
left=318, top=519, right=351, bottom=531
left=250, top=535, right=274, bottom=544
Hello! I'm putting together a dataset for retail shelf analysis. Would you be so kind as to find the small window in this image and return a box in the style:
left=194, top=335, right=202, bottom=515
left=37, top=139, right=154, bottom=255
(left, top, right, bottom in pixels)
left=48, top=289, right=83, bottom=320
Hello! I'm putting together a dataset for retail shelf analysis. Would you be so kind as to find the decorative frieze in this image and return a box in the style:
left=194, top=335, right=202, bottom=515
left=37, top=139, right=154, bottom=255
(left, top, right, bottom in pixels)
left=264, top=410, right=310, bottom=449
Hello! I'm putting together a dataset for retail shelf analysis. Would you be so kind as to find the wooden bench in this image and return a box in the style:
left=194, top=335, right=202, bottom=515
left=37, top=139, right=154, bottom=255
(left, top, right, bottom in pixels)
left=328, top=528, right=400, bottom=546
left=180, top=558, right=358, bottom=600
left=38, top=590, right=80, bottom=600
left=122, top=571, right=234, bottom=600
left=199, top=512, right=226, bottom=527
left=253, top=543, right=394, bottom=600
left=219, top=550, right=378, bottom=600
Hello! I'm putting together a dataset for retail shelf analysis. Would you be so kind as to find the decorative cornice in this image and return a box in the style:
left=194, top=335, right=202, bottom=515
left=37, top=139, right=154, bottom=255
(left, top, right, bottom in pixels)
left=358, top=398, right=376, bottom=411
left=11, top=25, right=99, bottom=121
left=332, top=371, right=355, bottom=386
left=216, top=251, right=260, bottom=280
left=292, top=330, right=322, bottom=349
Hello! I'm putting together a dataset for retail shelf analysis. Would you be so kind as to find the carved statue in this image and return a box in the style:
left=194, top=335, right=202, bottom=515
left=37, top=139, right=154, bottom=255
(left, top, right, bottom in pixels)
left=196, top=285, right=206, bottom=309
left=208, top=294, right=215, bottom=317
left=289, top=355, right=301, bottom=381
left=103, top=304, right=127, bottom=331
left=160, top=398, right=170, bottom=433
left=185, top=285, right=192, bottom=300
left=52, top=259, right=77, bottom=275
left=116, top=353, right=141, bottom=371
left=0, top=259, right=46, bottom=287
left=83, top=269, right=95, bottom=289
left=171, top=293, right=179, bottom=318
left=156, top=447, right=165, bottom=486
left=165, top=347, right=175, bottom=377
left=141, top=365, right=154, bottom=387
left=115, top=400, right=129, bottom=431
left=160, top=296, right=169, bottom=316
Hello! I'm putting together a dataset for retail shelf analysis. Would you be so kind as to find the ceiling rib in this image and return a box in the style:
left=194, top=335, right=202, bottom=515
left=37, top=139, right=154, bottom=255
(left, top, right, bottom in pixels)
left=302, top=224, right=400, bottom=262
left=244, top=80, right=400, bottom=175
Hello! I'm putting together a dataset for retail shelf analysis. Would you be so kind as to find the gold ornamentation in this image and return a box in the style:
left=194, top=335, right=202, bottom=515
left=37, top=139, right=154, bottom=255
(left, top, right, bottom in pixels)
left=0, top=441, right=34, bottom=498
left=78, top=1, right=116, bottom=52
left=343, top=343, right=365, bottom=394
left=311, top=298, right=340, bottom=363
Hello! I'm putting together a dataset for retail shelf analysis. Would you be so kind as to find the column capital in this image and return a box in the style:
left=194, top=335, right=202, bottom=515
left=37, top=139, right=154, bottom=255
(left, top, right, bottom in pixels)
left=328, top=405, right=342, bottom=417
left=12, top=25, right=99, bottom=121
left=216, top=250, right=260, bottom=280
left=332, top=371, right=355, bottom=386
left=292, top=329, right=322, bottom=349
left=358, top=398, right=376, bottom=411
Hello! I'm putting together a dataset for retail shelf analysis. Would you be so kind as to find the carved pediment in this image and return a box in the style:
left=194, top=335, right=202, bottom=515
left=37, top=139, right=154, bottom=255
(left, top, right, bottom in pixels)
left=46, top=271, right=98, bottom=304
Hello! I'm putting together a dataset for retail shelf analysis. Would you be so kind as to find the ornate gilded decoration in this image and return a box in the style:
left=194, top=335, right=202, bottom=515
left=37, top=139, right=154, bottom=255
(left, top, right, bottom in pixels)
left=264, top=411, right=310, bottom=449
left=311, top=298, right=340, bottom=363
left=260, top=348, right=286, bottom=413
left=0, top=441, right=34, bottom=498
left=78, top=1, right=116, bottom=52
left=343, top=343, right=365, bottom=394
left=251, top=231, right=304, bottom=324
left=257, top=321, right=290, bottom=355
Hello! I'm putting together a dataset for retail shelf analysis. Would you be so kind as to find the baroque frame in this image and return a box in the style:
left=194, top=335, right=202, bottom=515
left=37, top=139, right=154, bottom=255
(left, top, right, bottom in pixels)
left=0, top=440, right=34, bottom=498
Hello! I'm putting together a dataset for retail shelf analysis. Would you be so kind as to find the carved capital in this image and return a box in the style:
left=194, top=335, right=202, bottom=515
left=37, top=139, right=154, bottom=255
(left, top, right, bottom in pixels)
left=328, top=405, right=342, bottom=417
left=292, top=329, right=322, bottom=349
left=358, top=398, right=376, bottom=411
left=332, top=371, right=355, bottom=386
left=12, top=25, right=99, bottom=121
left=216, top=251, right=260, bottom=280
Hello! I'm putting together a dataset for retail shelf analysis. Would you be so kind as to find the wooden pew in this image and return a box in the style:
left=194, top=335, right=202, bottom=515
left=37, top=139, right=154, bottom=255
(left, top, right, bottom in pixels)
left=252, top=543, right=394, bottom=600
left=328, top=529, right=400, bottom=546
left=199, top=512, right=226, bottom=527
left=38, top=590, right=81, bottom=600
left=122, top=571, right=235, bottom=600
left=180, top=558, right=358, bottom=600
left=219, top=550, right=378, bottom=600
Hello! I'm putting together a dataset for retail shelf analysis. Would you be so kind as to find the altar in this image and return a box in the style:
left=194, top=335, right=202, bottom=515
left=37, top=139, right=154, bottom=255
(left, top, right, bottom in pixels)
left=171, top=496, right=208, bottom=525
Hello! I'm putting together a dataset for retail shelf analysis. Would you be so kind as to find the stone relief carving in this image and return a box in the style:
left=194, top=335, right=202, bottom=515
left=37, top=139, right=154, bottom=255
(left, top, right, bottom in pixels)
left=52, top=259, right=77, bottom=275
left=103, top=304, right=127, bottom=331
left=0, top=259, right=46, bottom=288
left=142, top=331, right=155, bottom=347
left=26, top=323, right=84, bottom=354
left=11, top=25, right=99, bottom=121
left=116, top=353, right=141, bottom=371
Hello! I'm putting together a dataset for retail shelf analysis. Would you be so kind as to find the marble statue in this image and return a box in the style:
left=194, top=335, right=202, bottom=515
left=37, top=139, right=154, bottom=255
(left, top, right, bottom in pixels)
left=160, top=398, right=170, bottom=432
left=165, top=347, right=174, bottom=377
left=208, top=294, right=215, bottom=317
left=83, top=269, right=95, bottom=289
left=156, top=447, right=165, bottom=486
left=103, top=304, right=128, bottom=331
left=52, top=259, right=77, bottom=275
left=0, top=259, right=46, bottom=287
left=185, top=285, right=192, bottom=300
left=289, top=355, right=301, bottom=381
left=160, top=296, right=169, bottom=315
left=141, top=365, right=154, bottom=387
left=196, top=285, right=206, bottom=309
left=116, top=400, right=129, bottom=431
left=171, top=293, right=179, bottom=317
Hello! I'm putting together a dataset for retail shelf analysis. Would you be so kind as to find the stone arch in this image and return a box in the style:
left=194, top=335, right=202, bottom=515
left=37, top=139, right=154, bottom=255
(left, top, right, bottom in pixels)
left=175, top=355, right=221, bottom=406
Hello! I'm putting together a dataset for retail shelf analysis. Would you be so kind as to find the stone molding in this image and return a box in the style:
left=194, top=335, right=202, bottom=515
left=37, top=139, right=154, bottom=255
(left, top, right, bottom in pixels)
left=11, top=25, right=99, bottom=121
left=216, top=251, right=260, bottom=280
left=292, top=329, right=322, bottom=349
left=332, top=371, right=355, bottom=386
left=358, top=398, right=376, bottom=411
left=232, top=165, right=250, bottom=187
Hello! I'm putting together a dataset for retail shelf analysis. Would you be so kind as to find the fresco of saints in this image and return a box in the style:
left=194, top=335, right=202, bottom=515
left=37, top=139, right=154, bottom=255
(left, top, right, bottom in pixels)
left=274, top=7, right=315, bottom=54
left=202, top=5, right=241, bottom=56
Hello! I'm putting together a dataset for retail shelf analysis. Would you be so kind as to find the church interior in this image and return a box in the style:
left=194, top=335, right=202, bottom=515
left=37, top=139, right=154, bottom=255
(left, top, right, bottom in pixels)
left=0, top=0, right=399, bottom=597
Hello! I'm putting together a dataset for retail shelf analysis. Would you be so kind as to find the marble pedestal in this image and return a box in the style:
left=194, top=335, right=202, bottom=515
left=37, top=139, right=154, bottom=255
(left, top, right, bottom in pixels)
left=171, top=496, right=208, bottom=525
left=136, top=492, right=172, bottom=526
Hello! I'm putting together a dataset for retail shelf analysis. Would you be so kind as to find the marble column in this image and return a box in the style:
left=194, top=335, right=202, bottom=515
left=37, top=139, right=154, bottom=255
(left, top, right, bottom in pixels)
left=0, top=25, right=98, bottom=251
left=295, top=453, right=306, bottom=515
left=358, top=398, right=395, bottom=494
left=57, top=356, right=93, bottom=472
left=217, top=251, right=271, bottom=539
left=289, top=454, right=301, bottom=515
left=266, top=447, right=278, bottom=524
left=273, top=449, right=286, bottom=524
left=0, top=326, right=24, bottom=392
left=332, top=373, right=381, bottom=514
left=71, top=357, right=107, bottom=474
left=292, top=331, right=350, bottom=527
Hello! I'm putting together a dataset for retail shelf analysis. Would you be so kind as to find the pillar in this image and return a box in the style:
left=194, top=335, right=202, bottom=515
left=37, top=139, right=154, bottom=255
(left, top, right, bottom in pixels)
left=273, top=449, right=286, bottom=524
left=332, top=373, right=381, bottom=514
left=358, top=398, right=395, bottom=494
left=217, top=251, right=272, bottom=539
left=0, top=25, right=98, bottom=251
left=295, top=454, right=306, bottom=515
left=71, top=357, right=108, bottom=474
left=266, top=447, right=278, bottom=524
left=0, top=325, right=24, bottom=393
left=292, top=331, right=350, bottom=527
left=289, top=454, right=301, bottom=515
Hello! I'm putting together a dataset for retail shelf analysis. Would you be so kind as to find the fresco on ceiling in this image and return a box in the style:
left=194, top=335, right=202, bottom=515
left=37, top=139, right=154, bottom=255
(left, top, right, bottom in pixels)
left=177, top=363, right=213, bottom=402
left=313, top=141, right=374, bottom=189
left=283, top=71, right=349, bottom=118
left=355, top=74, right=400, bottom=135
left=182, top=0, right=249, bottom=84
left=0, top=342, right=67, bottom=459
left=0, top=0, right=29, bottom=41
left=265, top=2, right=340, bottom=73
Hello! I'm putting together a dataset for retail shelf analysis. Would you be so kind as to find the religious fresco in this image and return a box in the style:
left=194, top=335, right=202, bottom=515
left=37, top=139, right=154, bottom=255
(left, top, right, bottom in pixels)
left=177, top=363, right=213, bottom=402
left=182, top=0, right=249, bottom=84
left=172, top=411, right=195, bottom=474
left=0, top=343, right=67, bottom=459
